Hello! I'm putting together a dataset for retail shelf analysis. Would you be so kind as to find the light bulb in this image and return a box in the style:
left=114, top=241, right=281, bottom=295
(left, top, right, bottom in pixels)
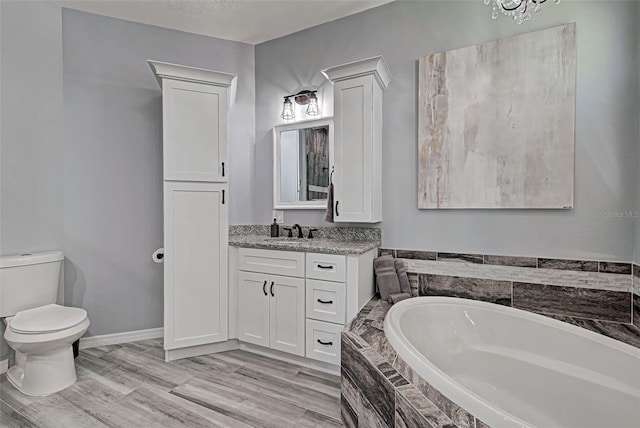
left=281, top=97, right=295, bottom=120
left=305, top=94, right=321, bottom=116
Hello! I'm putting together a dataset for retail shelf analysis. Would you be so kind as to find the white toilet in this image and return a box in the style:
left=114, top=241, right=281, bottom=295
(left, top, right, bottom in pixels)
left=1, top=251, right=90, bottom=396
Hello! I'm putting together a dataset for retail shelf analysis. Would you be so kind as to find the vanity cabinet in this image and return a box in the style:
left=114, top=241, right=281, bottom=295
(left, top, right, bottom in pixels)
left=149, top=61, right=237, bottom=360
left=232, top=246, right=376, bottom=367
left=322, top=56, right=391, bottom=223
left=238, top=249, right=306, bottom=356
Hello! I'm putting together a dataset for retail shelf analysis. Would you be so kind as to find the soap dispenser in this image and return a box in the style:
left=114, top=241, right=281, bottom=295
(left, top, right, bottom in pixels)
left=270, top=219, right=279, bottom=237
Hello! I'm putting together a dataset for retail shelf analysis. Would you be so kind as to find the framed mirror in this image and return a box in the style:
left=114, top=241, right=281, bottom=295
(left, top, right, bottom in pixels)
left=273, top=118, right=333, bottom=210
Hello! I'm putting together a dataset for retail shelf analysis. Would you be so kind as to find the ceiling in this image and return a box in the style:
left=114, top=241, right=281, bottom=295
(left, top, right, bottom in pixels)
left=55, top=0, right=393, bottom=45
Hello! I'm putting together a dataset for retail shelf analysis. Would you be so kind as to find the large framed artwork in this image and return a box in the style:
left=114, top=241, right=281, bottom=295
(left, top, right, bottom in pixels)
left=418, top=23, right=576, bottom=209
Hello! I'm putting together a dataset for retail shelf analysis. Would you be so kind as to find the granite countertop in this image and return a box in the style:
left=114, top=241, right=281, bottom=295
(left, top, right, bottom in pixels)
left=228, top=225, right=381, bottom=255
left=229, top=235, right=380, bottom=255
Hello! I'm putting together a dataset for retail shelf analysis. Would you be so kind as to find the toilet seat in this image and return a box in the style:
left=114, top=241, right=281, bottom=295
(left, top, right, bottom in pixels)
left=10, top=304, right=88, bottom=334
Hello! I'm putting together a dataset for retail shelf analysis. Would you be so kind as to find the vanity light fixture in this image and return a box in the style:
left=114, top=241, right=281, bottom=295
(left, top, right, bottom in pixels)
left=485, top=0, right=560, bottom=24
left=306, top=92, right=321, bottom=116
left=280, top=90, right=321, bottom=120
left=281, top=96, right=295, bottom=120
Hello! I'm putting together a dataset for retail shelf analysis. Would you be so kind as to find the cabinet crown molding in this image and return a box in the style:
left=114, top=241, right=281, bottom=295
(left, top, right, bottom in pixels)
left=321, top=56, right=392, bottom=90
left=148, top=60, right=238, bottom=105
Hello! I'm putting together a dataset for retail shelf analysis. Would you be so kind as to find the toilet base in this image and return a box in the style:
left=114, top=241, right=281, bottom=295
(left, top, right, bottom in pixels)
left=7, top=346, right=77, bottom=397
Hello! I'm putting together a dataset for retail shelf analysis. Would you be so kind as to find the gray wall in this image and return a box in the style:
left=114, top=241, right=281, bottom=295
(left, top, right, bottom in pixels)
left=1, top=0, right=64, bottom=256
left=62, top=8, right=255, bottom=337
left=0, top=0, right=64, bottom=360
left=255, top=0, right=640, bottom=261
left=635, top=2, right=640, bottom=265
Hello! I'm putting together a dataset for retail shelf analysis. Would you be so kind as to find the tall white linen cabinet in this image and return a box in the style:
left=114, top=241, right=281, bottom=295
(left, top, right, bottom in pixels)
left=148, top=61, right=237, bottom=361
left=322, top=56, right=391, bottom=223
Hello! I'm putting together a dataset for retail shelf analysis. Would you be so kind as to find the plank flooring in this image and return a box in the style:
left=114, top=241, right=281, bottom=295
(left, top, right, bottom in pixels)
left=0, top=339, right=342, bottom=427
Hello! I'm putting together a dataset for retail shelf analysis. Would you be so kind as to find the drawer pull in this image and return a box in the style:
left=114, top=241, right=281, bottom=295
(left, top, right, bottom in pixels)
left=317, top=264, right=334, bottom=270
left=317, top=339, right=333, bottom=346
left=262, top=280, right=267, bottom=296
left=317, top=299, right=334, bottom=304
left=270, top=281, right=275, bottom=297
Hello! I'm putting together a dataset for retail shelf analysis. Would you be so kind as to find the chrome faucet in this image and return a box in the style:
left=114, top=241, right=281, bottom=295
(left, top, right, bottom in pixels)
left=292, top=224, right=304, bottom=239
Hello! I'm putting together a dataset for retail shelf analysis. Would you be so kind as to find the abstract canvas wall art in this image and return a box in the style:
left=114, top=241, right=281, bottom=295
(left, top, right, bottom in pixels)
left=418, top=23, right=576, bottom=209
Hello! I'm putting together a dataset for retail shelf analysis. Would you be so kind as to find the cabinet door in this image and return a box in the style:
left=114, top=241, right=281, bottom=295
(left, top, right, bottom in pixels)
left=333, top=75, right=374, bottom=222
left=269, top=275, right=305, bottom=356
left=164, top=182, right=228, bottom=350
left=163, top=78, right=227, bottom=182
left=238, top=271, right=270, bottom=347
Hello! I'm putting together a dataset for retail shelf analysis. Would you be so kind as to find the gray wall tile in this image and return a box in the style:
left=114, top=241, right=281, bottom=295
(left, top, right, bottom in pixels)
left=549, top=314, right=640, bottom=349
left=599, top=262, right=632, bottom=275
left=378, top=248, right=396, bottom=257
left=396, top=250, right=436, bottom=260
left=436, top=253, right=483, bottom=264
left=419, top=274, right=511, bottom=306
left=538, top=258, right=598, bottom=272
left=634, top=294, right=640, bottom=329
left=513, top=283, right=631, bottom=323
left=340, top=337, right=395, bottom=427
left=395, top=387, right=456, bottom=428
left=484, top=255, right=537, bottom=268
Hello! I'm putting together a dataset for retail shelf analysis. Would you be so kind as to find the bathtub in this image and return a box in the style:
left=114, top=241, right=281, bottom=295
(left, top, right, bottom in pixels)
left=384, top=297, right=640, bottom=428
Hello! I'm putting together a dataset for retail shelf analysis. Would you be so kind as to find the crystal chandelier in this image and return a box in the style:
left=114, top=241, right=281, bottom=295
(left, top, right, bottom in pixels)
left=485, top=0, right=560, bottom=24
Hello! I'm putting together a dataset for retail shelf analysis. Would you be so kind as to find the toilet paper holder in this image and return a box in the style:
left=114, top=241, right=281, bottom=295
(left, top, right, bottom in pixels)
left=152, top=248, right=164, bottom=263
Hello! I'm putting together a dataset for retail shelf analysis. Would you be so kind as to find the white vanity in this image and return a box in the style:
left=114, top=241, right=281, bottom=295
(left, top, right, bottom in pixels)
left=228, top=240, right=377, bottom=371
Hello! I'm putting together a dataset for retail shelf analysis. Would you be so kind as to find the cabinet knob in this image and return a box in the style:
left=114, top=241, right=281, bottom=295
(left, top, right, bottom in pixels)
left=263, top=280, right=267, bottom=296
left=317, top=264, right=333, bottom=270
left=335, top=201, right=339, bottom=216
left=317, top=299, right=333, bottom=304
left=317, top=339, right=333, bottom=346
left=270, top=281, right=275, bottom=297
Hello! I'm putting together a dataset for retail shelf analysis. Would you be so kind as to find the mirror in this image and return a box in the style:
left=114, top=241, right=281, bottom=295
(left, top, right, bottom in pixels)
left=273, top=118, right=333, bottom=209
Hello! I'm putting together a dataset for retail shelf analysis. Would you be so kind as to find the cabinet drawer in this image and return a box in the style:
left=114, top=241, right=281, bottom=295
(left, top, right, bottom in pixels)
left=305, top=253, right=346, bottom=282
left=305, top=319, right=343, bottom=365
left=306, top=279, right=345, bottom=324
left=239, top=248, right=305, bottom=277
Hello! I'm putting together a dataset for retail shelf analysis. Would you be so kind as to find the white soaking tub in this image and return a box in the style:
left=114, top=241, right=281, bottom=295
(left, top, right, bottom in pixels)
left=384, top=297, right=640, bottom=428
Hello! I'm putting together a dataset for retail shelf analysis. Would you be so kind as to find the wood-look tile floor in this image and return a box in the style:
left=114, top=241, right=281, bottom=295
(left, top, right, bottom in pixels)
left=0, top=339, right=343, bottom=428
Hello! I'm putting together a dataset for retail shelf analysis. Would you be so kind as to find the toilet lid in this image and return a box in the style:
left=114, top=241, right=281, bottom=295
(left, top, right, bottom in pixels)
left=10, top=304, right=87, bottom=334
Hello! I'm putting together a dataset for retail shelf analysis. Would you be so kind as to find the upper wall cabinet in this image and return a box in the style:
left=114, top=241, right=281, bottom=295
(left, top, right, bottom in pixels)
left=322, top=56, right=391, bottom=223
left=148, top=61, right=237, bottom=182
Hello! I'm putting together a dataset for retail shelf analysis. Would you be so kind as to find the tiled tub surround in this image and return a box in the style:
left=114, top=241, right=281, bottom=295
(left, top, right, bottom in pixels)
left=634, top=266, right=640, bottom=329
left=378, top=249, right=640, bottom=349
left=344, top=296, right=640, bottom=428
left=229, top=225, right=381, bottom=255
left=343, top=297, right=482, bottom=428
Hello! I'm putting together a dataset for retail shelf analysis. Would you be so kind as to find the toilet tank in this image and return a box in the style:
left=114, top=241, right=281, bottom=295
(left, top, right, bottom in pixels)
left=0, top=251, right=64, bottom=318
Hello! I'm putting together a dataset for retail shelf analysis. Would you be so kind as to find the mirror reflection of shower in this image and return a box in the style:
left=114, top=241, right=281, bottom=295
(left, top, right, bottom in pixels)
left=279, top=125, right=329, bottom=203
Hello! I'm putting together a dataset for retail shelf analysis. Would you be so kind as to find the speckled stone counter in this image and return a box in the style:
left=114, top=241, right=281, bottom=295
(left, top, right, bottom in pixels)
left=229, top=225, right=381, bottom=255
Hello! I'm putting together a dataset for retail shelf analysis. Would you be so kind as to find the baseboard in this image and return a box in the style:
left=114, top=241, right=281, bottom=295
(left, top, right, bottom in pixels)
left=239, top=342, right=340, bottom=376
left=164, top=339, right=239, bottom=362
left=0, top=359, right=8, bottom=375
left=79, top=327, right=164, bottom=350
